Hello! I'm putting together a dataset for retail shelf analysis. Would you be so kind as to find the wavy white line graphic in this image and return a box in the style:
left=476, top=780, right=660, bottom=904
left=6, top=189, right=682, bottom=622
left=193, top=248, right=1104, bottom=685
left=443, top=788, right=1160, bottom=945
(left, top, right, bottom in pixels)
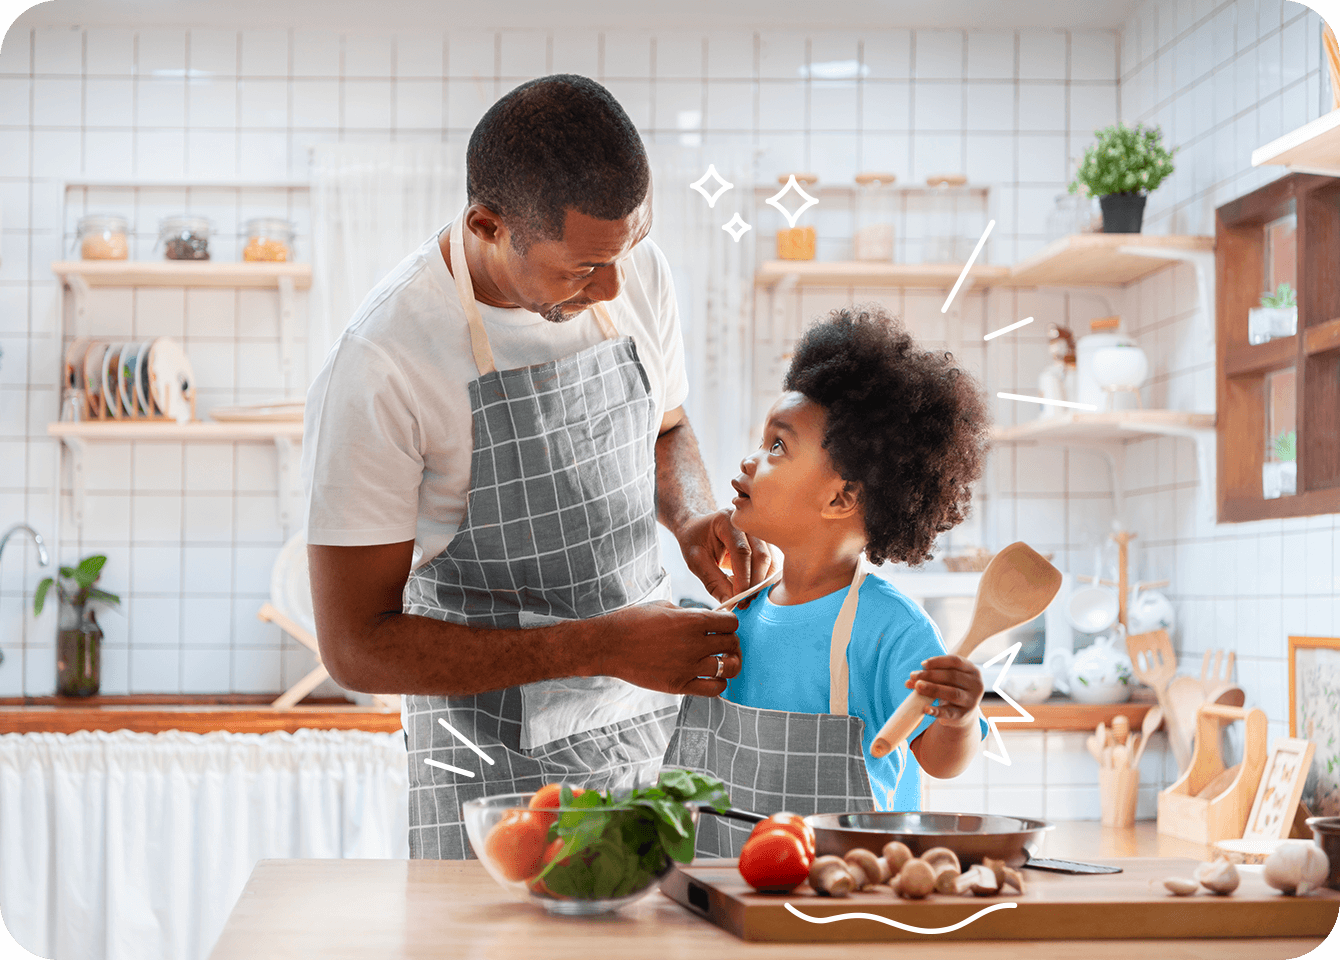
left=784, top=901, right=1016, bottom=934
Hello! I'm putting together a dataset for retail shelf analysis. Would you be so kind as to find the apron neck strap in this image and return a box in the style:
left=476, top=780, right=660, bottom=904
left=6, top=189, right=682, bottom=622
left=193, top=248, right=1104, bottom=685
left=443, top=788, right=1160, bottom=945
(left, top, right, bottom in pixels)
left=828, top=559, right=868, bottom=716
left=449, top=213, right=621, bottom=379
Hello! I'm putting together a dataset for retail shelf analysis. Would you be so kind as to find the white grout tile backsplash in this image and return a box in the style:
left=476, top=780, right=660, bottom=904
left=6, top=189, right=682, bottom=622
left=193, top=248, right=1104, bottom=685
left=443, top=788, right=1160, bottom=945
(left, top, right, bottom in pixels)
left=0, top=4, right=1333, bottom=817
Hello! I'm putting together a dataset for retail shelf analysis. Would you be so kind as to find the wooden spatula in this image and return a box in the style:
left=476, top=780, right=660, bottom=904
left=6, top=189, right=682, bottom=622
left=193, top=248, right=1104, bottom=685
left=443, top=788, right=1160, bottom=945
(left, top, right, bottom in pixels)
left=869, top=541, right=1062, bottom=759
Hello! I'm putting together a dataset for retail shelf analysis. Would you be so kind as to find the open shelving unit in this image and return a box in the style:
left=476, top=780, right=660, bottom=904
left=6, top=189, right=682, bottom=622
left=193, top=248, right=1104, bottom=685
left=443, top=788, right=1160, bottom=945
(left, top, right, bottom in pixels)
left=992, top=410, right=1215, bottom=445
left=51, top=260, right=312, bottom=289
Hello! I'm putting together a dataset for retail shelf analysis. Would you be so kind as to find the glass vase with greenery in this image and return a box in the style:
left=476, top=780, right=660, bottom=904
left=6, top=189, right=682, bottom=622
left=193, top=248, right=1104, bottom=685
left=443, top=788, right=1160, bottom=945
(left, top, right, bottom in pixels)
left=1069, top=123, right=1177, bottom=233
left=33, top=554, right=120, bottom=697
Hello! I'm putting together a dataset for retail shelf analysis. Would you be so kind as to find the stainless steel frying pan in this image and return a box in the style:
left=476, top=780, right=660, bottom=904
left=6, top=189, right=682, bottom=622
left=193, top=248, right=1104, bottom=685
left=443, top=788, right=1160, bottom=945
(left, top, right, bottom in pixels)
left=704, top=808, right=1053, bottom=868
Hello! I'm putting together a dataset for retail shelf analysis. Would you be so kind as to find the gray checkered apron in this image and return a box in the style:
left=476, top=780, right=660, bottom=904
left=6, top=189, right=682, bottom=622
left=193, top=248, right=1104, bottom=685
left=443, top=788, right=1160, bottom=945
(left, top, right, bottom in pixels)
left=401, top=215, right=680, bottom=860
left=664, top=563, right=908, bottom=857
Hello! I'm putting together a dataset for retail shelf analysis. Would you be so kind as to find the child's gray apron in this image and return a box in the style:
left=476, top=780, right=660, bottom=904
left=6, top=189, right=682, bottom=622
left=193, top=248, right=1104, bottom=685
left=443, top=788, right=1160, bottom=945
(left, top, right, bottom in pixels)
left=401, top=215, right=680, bottom=860
left=664, top=562, right=910, bottom=857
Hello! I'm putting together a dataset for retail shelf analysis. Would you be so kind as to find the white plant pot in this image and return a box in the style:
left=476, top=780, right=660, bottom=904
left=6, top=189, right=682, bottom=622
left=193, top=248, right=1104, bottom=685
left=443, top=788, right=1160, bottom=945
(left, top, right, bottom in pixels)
left=1263, top=460, right=1297, bottom=500
left=1091, top=344, right=1149, bottom=393
left=1248, top=305, right=1298, bottom=345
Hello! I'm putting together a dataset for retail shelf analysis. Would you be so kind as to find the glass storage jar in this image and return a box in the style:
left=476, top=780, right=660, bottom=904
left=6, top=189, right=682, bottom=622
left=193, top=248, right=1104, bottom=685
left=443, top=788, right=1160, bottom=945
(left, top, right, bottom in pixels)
left=773, top=172, right=819, bottom=261
left=77, top=215, right=129, bottom=260
left=158, top=216, right=212, bottom=260
left=852, top=172, right=897, bottom=262
left=243, top=217, right=295, bottom=262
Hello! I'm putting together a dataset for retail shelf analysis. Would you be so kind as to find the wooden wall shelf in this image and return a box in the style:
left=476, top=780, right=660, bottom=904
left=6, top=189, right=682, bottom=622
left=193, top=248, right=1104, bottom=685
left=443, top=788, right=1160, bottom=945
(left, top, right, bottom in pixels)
left=48, top=420, right=303, bottom=443
left=1251, top=108, right=1340, bottom=176
left=0, top=695, right=401, bottom=735
left=979, top=697, right=1156, bottom=731
left=755, top=235, right=1215, bottom=290
left=52, top=260, right=312, bottom=289
left=992, top=410, right=1215, bottom=445
left=1216, top=172, right=1340, bottom=523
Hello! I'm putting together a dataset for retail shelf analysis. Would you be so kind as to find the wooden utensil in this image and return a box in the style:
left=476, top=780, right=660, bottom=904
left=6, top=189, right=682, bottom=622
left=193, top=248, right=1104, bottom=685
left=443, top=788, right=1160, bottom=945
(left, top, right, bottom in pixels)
left=1201, top=648, right=1246, bottom=708
left=1125, top=630, right=1190, bottom=770
left=1110, top=714, right=1130, bottom=747
left=1129, top=705, right=1162, bottom=769
left=1158, top=702, right=1268, bottom=845
left=1164, top=673, right=1207, bottom=772
left=1086, top=734, right=1107, bottom=765
left=870, top=541, right=1062, bottom=758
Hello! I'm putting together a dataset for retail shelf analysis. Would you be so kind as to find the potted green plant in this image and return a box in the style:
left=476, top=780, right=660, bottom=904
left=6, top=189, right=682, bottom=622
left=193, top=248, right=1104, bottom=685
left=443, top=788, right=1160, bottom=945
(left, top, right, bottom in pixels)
left=33, top=554, right=120, bottom=697
left=1264, top=429, right=1297, bottom=501
left=1249, top=283, right=1298, bottom=344
left=1069, top=122, right=1177, bottom=234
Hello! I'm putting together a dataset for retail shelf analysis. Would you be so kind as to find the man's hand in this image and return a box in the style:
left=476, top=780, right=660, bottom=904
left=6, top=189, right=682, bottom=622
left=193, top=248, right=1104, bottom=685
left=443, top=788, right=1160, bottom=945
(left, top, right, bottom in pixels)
left=593, top=601, right=741, bottom=697
left=905, top=655, right=985, bottom=727
left=676, top=509, right=775, bottom=604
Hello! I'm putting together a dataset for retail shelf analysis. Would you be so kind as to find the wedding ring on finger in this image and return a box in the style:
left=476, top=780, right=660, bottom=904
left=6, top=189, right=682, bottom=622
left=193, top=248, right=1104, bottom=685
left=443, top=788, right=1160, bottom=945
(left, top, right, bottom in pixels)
left=714, top=654, right=725, bottom=679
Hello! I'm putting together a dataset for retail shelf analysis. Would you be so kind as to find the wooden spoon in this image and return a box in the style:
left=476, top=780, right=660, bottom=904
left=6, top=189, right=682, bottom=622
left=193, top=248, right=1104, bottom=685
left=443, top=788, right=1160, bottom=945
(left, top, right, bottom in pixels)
left=1129, top=705, right=1162, bottom=768
left=1086, top=733, right=1106, bottom=766
left=870, top=542, right=1062, bottom=758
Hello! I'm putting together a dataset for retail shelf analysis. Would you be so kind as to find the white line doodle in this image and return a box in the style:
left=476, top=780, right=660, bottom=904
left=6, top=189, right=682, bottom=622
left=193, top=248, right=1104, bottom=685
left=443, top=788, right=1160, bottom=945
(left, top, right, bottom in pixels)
left=438, top=716, right=496, bottom=765
left=941, top=219, right=995, bottom=314
left=997, top=391, right=1098, bottom=411
left=784, top=900, right=1017, bottom=934
left=424, top=757, right=475, bottom=778
left=983, top=316, right=1035, bottom=341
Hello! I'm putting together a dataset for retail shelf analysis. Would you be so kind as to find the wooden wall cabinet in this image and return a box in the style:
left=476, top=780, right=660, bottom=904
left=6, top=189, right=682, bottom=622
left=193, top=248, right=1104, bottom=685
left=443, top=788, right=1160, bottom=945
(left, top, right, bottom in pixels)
left=1216, top=173, right=1340, bottom=521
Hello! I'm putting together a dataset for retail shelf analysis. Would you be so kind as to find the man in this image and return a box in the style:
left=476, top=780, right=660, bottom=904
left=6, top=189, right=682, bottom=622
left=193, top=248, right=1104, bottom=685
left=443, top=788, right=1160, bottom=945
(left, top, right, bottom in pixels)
left=303, top=74, right=771, bottom=859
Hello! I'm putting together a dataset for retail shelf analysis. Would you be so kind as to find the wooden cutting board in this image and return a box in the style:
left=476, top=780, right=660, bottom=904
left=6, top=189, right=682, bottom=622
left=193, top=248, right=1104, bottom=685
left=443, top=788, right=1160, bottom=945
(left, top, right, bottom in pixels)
left=661, top=858, right=1340, bottom=942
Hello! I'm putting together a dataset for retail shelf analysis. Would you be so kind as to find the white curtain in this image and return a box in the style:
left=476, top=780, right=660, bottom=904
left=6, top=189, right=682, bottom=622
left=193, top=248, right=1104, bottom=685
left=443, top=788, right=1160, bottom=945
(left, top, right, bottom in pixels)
left=308, top=143, right=464, bottom=385
left=646, top=145, right=759, bottom=602
left=0, top=729, right=408, bottom=960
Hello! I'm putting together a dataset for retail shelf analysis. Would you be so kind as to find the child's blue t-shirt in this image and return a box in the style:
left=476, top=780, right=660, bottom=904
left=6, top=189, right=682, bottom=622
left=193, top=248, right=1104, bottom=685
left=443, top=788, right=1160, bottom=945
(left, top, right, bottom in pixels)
left=723, top=575, right=985, bottom=811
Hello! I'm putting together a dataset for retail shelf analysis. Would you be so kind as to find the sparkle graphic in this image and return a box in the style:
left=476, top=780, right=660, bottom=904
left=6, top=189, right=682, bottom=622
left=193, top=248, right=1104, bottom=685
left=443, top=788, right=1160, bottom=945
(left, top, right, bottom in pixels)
left=766, top=174, right=819, bottom=228
left=784, top=901, right=1017, bottom=933
left=689, top=164, right=734, bottom=207
left=438, top=716, right=495, bottom=765
left=998, top=391, right=1098, bottom=411
left=979, top=641, right=1035, bottom=766
left=722, top=213, right=752, bottom=242
left=983, top=316, right=1035, bottom=341
left=941, top=219, right=995, bottom=314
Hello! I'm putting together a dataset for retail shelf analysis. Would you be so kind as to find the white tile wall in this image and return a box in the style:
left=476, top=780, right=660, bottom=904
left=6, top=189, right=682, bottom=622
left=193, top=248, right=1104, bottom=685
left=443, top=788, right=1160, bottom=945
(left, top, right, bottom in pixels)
left=0, top=4, right=1332, bottom=816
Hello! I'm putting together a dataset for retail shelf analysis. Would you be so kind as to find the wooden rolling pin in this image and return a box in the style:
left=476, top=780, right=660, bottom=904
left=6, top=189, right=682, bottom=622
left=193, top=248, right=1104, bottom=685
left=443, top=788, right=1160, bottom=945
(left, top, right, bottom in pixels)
left=870, top=542, right=1062, bottom=758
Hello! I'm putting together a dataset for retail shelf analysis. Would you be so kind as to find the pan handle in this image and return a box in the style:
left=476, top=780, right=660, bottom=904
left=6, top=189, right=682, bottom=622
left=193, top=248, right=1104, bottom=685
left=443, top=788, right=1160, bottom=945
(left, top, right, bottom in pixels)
left=697, top=806, right=766, bottom=825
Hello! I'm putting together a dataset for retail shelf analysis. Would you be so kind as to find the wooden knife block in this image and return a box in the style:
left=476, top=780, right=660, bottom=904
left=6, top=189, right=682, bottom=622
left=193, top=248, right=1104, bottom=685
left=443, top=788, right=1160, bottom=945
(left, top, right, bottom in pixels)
left=1158, top=702, right=1267, bottom=845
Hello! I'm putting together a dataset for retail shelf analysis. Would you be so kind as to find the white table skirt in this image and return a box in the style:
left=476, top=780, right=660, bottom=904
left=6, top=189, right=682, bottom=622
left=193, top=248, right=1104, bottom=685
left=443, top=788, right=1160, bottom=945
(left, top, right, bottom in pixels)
left=0, top=728, right=408, bottom=960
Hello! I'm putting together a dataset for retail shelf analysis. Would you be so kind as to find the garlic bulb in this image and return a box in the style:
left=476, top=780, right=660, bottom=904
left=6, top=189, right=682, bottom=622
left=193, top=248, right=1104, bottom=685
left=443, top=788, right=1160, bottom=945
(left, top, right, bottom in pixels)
left=1263, top=840, right=1330, bottom=896
left=1193, top=858, right=1239, bottom=895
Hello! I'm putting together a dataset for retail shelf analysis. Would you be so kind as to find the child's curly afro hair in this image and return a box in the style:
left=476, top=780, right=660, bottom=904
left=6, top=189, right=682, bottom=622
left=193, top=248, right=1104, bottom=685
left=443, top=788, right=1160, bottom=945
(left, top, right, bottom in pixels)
left=784, top=304, right=991, bottom=566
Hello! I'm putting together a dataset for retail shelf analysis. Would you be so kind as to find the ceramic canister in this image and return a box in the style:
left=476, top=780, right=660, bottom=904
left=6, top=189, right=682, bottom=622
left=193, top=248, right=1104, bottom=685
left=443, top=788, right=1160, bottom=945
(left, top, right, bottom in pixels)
left=1076, top=328, right=1139, bottom=411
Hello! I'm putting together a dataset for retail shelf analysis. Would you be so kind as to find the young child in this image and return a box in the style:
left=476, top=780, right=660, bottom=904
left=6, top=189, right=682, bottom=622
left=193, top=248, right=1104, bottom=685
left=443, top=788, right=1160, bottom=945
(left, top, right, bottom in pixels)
left=723, top=304, right=992, bottom=811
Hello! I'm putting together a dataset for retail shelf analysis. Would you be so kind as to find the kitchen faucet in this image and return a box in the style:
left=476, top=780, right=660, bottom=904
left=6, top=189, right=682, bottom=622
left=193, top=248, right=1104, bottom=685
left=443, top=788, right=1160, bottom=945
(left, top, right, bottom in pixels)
left=0, top=524, right=49, bottom=567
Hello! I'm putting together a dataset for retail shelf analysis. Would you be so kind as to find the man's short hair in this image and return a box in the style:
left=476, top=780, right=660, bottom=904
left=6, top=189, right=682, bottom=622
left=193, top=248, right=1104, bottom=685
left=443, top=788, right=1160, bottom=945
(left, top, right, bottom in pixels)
left=467, top=74, right=650, bottom=252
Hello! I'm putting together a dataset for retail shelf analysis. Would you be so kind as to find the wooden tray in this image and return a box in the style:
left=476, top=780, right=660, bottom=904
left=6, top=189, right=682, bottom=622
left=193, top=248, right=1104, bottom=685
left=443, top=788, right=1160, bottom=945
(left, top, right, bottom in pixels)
left=661, top=858, right=1340, bottom=942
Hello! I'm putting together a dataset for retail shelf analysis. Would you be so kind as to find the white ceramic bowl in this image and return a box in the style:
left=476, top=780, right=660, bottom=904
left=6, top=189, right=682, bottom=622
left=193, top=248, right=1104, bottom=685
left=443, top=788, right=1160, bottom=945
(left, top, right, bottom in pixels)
left=1066, top=585, right=1119, bottom=634
left=999, top=673, right=1054, bottom=704
left=1068, top=680, right=1132, bottom=704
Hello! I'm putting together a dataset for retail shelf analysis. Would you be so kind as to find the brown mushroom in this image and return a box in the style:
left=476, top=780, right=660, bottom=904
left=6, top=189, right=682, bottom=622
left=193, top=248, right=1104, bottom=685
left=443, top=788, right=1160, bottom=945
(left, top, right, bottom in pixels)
left=897, top=858, right=936, bottom=899
left=953, top=864, right=999, bottom=896
left=881, top=841, right=913, bottom=875
left=843, top=849, right=889, bottom=889
left=808, top=855, right=855, bottom=897
left=933, top=864, right=961, bottom=895
left=981, top=857, right=1007, bottom=889
left=920, top=846, right=961, bottom=874
left=1001, top=865, right=1025, bottom=893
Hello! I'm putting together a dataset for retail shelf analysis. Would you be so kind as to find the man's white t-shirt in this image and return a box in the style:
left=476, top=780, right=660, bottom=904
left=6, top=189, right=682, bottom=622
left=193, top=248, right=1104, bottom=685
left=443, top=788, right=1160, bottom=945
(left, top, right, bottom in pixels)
left=302, top=227, right=690, bottom=568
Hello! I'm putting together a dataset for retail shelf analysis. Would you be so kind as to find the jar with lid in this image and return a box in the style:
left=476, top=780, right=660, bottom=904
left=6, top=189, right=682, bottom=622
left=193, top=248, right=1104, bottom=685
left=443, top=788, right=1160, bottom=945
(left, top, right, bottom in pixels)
left=852, top=172, right=897, bottom=262
left=158, top=216, right=211, bottom=261
left=1075, top=316, right=1142, bottom=411
left=773, top=173, right=818, bottom=261
left=77, top=215, right=129, bottom=260
left=243, top=217, right=295, bottom=262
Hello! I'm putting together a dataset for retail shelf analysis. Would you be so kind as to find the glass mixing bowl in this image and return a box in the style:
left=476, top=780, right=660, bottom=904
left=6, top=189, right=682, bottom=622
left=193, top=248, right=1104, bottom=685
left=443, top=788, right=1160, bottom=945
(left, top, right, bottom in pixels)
left=462, top=791, right=698, bottom=916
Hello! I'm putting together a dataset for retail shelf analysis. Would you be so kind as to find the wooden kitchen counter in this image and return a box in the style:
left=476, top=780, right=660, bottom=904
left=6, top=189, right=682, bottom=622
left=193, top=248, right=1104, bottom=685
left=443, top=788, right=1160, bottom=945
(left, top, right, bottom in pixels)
left=0, top=694, right=402, bottom=735
left=209, top=823, right=1336, bottom=960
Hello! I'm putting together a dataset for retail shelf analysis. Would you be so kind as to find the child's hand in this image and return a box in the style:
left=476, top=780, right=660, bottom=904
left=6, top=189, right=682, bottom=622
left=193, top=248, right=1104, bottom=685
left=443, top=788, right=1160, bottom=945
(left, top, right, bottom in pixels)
left=905, top=655, right=984, bottom=728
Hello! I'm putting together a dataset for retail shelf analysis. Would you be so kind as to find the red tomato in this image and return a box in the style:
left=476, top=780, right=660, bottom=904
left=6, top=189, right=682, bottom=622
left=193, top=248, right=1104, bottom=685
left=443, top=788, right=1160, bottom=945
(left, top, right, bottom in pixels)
left=528, top=837, right=572, bottom=898
left=528, top=783, right=585, bottom=828
left=749, top=813, right=816, bottom=863
left=484, top=809, right=549, bottom=883
left=738, top=828, right=811, bottom=893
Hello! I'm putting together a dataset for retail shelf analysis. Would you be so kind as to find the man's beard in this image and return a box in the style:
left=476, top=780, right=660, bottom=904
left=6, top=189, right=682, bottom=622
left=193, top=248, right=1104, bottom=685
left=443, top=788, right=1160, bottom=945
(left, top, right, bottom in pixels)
left=543, top=301, right=594, bottom=323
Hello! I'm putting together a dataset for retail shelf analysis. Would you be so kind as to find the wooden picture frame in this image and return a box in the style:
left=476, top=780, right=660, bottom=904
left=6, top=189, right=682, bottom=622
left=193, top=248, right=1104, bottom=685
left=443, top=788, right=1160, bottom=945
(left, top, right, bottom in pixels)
left=1242, top=737, right=1315, bottom=840
left=1288, top=635, right=1340, bottom=817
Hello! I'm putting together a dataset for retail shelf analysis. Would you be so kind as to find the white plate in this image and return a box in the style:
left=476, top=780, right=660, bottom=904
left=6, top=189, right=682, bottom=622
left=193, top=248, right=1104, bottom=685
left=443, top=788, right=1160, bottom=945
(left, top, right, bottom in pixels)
left=102, top=342, right=123, bottom=419
left=135, top=339, right=156, bottom=416
left=83, top=341, right=107, bottom=419
left=270, top=531, right=316, bottom=637
left=148, top=338, right=194, bottom=424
